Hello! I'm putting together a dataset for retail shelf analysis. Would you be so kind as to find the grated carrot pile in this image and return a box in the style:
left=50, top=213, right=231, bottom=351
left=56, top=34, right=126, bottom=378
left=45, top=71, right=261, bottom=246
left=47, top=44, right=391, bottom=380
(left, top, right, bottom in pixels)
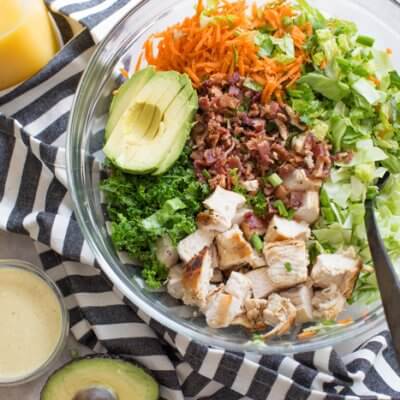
left=138, top=0, right=312, bottom=103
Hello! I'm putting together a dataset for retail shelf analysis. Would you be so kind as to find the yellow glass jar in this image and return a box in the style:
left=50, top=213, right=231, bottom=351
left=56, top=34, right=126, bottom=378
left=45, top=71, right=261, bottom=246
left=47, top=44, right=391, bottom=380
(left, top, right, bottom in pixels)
left=0, top=0, right=59, bottom=90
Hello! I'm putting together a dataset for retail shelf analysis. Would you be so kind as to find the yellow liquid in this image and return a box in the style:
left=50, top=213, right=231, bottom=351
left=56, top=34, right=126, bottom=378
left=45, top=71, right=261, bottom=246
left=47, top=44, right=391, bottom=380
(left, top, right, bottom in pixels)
left=0, top=268, right=63, bottom=380
left=0, top=0, right=59, bottom=90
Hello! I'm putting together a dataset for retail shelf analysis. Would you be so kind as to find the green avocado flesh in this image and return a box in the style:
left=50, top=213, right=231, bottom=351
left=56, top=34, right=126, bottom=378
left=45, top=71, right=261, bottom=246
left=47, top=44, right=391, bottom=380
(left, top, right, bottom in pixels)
left=40, top=357, right=159, bottom=400
left=103, top=67, right=198, bottom=175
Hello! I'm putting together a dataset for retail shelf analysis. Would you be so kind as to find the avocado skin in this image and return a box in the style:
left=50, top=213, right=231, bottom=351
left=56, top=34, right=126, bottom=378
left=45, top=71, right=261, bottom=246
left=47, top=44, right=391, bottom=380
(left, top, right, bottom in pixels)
left=40, top=355, right=159, bottom=400
left=103, top=68, right=198, bottom=175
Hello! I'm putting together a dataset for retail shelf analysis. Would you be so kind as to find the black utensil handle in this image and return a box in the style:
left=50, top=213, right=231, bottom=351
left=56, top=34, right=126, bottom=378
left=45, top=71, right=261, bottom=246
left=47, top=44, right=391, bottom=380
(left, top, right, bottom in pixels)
left=365, top=201, right=400, bottom=360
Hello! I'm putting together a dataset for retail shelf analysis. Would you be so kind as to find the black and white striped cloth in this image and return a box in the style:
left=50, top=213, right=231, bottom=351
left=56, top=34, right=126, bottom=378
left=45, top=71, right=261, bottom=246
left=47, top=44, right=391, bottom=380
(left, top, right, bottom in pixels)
left=1, top=1, right=400, bottom=399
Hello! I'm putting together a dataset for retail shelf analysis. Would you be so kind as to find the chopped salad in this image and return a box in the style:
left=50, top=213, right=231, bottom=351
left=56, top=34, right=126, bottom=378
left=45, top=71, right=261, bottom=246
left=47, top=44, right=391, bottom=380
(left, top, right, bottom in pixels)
left=101, top=0, right=400, bottom=340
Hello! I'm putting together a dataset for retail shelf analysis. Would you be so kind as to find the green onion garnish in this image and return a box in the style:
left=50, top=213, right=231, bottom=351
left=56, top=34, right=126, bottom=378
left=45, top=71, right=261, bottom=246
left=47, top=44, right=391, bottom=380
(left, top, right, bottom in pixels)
left=356, top=35, right=375, bottom=47
left=250, top=234, right=264, bottom=252
left=202, top=169, right=211, bottom=179
left=267, top=173, right=283, bottom=188
left=273, top=200, right=288, bottom=217
left=284, top=262, right=293, bottom=272
left=322, top=207, right=336, bottom=223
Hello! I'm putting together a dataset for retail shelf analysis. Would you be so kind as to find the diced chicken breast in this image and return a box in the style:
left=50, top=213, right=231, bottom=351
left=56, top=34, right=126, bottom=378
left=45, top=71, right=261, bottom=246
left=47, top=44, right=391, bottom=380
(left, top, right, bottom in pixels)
left=283, top=169, right=321, bottom=192
left=246, top=268, right=275, bottom=299
left=167, top=265, right=184, bottom=300
left=196, top=210, right=231, bottom=233
left=263, top=240, right=309, bottom=290
left=280, top=284, right=313, bottom=324
left=242, top=180, right=260, bottom=192
left=182, top=248, right=213, bottom=308
left=312, top=286, right=346, bottom=321
left=233, top=298, right=268, bottom=330
left=262, top=294, right=297, bottom=339
left=232, top=207, right=253, bottom=225
left=177, top=229, right=215, bottom=263
left=224, top=271, right=252, bottom=303
left=211, top=268, right=224, bottom=284
left=209, top=244, right=219, bottom=269
left=205, top=292, right=243, bottom=328
left=240, top=213, right=267, bottom=241
left=248, top=250, right=267, bottom=269
left=216, top=225, right=253, bottom=269
left=294, top=191, right=320, bottom=225
left=265, top=215, right=310, bottom=243
left=203, top=186, right=246, bottom=226
left=156, top=235, right=179, bottom=269
left=311, top=252, right=362, bottom=298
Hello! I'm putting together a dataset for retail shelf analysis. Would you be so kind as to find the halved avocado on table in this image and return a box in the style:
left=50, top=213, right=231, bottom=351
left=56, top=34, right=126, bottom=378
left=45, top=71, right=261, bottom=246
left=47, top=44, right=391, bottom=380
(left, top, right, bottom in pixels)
left=103, top=68, right=198, bottom=175
left=40, top=356, right=159, bottom=400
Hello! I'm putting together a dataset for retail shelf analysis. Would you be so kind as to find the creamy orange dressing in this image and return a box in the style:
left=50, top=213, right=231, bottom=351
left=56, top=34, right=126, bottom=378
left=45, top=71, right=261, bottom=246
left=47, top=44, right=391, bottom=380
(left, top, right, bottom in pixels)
left=0, top=0, right=59, bottom=90
left=0, top=268, right=62, bottom=381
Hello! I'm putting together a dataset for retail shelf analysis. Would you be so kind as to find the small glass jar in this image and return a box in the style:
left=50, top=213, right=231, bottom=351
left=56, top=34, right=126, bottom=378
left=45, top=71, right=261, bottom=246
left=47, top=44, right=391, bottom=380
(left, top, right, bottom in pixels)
left=0, top=260, right=69, bottom=386
left=0, top=0, right=60, bottom=90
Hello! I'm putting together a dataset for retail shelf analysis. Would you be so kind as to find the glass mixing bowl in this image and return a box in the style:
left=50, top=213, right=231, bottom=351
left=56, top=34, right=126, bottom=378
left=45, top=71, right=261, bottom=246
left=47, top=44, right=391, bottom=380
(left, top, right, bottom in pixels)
left=67, top=0, right=400, bottom=354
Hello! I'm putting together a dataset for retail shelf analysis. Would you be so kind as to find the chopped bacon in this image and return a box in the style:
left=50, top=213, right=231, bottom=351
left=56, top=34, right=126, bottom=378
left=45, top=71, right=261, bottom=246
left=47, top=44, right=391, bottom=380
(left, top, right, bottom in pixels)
left=191, top=73, right=334, bottom=217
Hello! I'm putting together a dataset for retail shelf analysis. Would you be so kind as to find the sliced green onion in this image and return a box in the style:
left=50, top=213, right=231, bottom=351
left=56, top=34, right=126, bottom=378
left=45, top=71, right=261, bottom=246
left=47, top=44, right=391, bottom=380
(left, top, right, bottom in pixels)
left=202, top=169, right=211, bottom=179
left=284, top=262, right=293, bottom=272
left=287, top=208, right=296, bottom=220
left=356, top=35, right=375, bottom=47
left=273, top=200, right=288, bottom=217
left=251, top=234, right=263, bottom=252
left=267, top=173, right=283, bottom=188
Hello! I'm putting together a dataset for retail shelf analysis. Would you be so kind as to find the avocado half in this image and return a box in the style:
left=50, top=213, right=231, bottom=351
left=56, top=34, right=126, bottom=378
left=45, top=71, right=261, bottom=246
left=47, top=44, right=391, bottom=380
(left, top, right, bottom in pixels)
left=40, top=355, right=159, bottom=400
left=103, top=67, right=198, bottom=175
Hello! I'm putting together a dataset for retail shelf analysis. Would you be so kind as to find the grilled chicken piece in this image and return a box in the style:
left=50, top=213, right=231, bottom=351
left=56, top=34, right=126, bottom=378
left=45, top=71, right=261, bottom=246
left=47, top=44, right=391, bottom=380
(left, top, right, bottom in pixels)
left=283, top=169, right=321, bottom=192
left=181, top=248, right=213, bottom=309
left=265, top=215, right=310, bottom=243
left=232, top=207, right=253, bottom=225
left=197, top=210, right=231, bottom=232
left=210, top=244, right=219, bottom=268
left=156, top=235, right=178, bottom=269
left=248, top=250, right=267, bottom=269
left=262, top=294, right=297, bottom=339
left=240, top=212, right=267, bottom=241
left=225, top=271, right=252, bottom=303
left=280, top=284, right=313, bottom=324
left=246, top=267, right=274, bottom=299
left=233, top=298, right=268, bottom=329
left=312, top=286, right=346, bottom=321
left=167, top=265, right=184, bottom=300
left=216, top=225, right=253, bottom=269
left=294, top=191, right=320, bottom=225
left=263, top=240, right=309, bottom=290
left=203, top=186, right=246, bottom=228
left=241, top=180, right=260, bottom=193
left=211, top=268, right=224, bottom=284
left=205, top=291, right=243, bottom=328
left=311, top=251, right=362, bottom=298
left=177, top=229, right=215, bottom=263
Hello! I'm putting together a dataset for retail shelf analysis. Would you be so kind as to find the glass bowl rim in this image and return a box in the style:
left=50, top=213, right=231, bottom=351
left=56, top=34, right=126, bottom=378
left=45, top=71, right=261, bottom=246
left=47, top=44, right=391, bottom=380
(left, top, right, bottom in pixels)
left=66, top=0, right=391, bottom=354
left=0, top=259, right=69, bottom=386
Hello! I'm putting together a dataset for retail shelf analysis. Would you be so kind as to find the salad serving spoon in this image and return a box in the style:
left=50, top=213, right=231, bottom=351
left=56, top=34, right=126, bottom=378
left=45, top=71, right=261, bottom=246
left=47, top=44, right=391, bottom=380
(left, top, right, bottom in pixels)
left=364, top=172, right=400, bottom=361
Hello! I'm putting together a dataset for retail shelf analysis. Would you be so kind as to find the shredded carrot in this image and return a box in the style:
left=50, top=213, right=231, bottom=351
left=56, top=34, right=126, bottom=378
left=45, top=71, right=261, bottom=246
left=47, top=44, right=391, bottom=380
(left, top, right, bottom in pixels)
left=119, top=68, right=129, bottom=79
left=368, top=75, right=381, bottom=86
left=140, top=0, right=311, bottom=103
left=337, top=318, right=353, bottom=326
left=297, top=331, right=317, bottom=340
left=387, top=48, right=393, bottom=55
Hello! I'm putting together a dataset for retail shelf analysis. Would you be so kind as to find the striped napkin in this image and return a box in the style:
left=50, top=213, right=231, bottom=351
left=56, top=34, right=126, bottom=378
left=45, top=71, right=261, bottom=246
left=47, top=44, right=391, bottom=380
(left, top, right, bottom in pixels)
left=1, top=1, right=400, bottom=399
